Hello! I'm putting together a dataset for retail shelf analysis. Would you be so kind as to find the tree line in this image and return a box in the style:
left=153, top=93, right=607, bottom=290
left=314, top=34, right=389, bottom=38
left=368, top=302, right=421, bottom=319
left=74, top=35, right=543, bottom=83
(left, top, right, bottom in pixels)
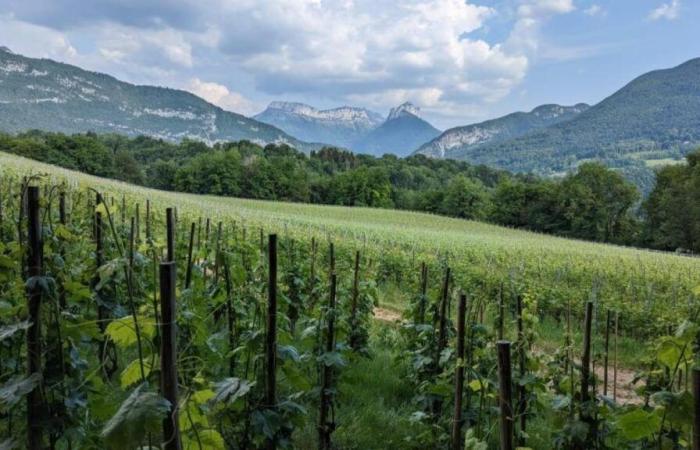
left=0, top=130, right=694, bottom=252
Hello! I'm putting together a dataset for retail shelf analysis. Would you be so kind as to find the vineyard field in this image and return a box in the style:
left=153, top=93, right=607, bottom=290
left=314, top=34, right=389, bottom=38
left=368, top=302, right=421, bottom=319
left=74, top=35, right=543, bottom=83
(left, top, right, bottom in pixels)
left=1, top=151, right=700, bottom=449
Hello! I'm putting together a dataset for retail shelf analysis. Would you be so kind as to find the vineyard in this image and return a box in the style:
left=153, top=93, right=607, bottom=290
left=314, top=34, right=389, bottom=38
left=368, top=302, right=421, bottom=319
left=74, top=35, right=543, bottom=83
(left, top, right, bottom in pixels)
left=1, top=151, right=700, bottom=449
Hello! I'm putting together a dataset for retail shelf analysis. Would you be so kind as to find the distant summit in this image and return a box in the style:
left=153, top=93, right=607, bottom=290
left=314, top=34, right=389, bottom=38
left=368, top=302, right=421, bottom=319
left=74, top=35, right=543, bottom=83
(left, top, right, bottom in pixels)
left=387, top=102, right=421, bottom=121
left=256, top=100, right=440, bottom=155
left=255, top=101, right=383, bottom=148
left=0, top=46, right=13, bottom=54
left=353, top=102, right=441, bottom=157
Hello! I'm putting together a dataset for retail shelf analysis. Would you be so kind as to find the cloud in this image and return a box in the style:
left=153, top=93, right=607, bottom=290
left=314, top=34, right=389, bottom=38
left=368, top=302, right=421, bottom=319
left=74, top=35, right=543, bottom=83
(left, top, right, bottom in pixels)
left=0, top=0, right=577, bottom=123
left=506, top=0, right=576, bottom=54
left=648, top=0, right=681, bottom=21
left=185, top=78, right=259, bottom=115
left=584, top=5, right=604, bottom=17
left=212, top=0, right=529, bottom=118
left=0, top=14, right=78, bottom=61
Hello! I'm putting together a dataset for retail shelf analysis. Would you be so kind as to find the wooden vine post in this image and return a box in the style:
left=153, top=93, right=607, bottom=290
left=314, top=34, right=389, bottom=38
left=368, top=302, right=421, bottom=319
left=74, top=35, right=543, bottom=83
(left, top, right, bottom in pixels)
left=26, top=186, right=44, bottom=450
left=135, top=203, right=140, bottom=243
left=265, top=234, right=278, bottom=450
left=580, top=301, right=596, bottom=445
left=146, top=199, right=151, bottom=241
left=418, top=262, right=428, bottom=324
left=166, top=207, right=175, bottom=262
left=436, top=267, right=452, bottom=363
left=319, top=273, right=338, bottom=450
left=185, top=222, right=195, bottom=289
left=516, top=295, right=527, bottom=446
left=349, top=250, right=361, bottom=351
left=451, top=293, right=468, bottom=450
left=498, top=284, right=505, bottom=340
left=603, top=309, right=611, bottom=396
left=159, top=261, right=182, bottom=450
left=497, top=341, right=514, bottom=450
left=692, top=368, right=700, bottom=450
left=58, top=191, right=67, bottom=309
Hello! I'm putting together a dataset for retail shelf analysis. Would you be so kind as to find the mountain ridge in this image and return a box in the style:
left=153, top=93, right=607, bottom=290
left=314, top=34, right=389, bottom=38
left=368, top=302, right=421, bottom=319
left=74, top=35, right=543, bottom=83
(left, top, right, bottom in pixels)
left=433, top=57, right=700, bottom=183
left=254, top=101, right=384, bottom=148
left=0, top=47, right=322, bottom=152
left=353, top=103, right=441, bottom=157
left=415, top=103, right=590, bottom=158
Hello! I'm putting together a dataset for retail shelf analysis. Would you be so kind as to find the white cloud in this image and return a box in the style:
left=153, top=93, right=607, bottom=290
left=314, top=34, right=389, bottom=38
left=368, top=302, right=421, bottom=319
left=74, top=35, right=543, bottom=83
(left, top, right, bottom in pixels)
left=211, top=0, right=530, bottom=119
left=0, top=0, right=578, bottom=123
left=0, top=14, right=78, bottom=61
left=185, top=78, right=259, bottom=116
left=584, top=5, right=604, bottom=16
left=648, top=0, right=681, bottom=21
left=506, top=0, right=576, bottom=54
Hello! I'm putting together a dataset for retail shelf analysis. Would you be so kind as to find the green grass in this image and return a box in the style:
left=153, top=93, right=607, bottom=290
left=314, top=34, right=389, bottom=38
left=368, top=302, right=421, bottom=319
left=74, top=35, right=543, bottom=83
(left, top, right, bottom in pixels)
left=294, top=324, right=428, bottom=450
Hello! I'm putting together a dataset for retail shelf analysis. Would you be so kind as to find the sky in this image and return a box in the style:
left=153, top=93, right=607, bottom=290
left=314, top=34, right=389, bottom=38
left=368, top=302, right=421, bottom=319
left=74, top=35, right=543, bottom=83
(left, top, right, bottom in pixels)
left=0, top=0, right=697, bottom=129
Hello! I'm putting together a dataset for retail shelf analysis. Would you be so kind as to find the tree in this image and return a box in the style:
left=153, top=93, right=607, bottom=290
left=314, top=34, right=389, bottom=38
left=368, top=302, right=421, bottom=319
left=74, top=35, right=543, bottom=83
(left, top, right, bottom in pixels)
left=643, top=150, right=700, bottom=252
left=558, top=163, right=639, bottom=243
left=439, top=175, right=489, bottom=220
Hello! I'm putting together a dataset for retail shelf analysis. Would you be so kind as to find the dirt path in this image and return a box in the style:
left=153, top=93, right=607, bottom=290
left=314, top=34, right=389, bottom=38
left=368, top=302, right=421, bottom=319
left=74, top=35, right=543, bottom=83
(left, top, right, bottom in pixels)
left=592, top=361, right=641, bottom=405
left=373, top=306, right=402, bottom=322
left=373, top=306, right=643, bottom=404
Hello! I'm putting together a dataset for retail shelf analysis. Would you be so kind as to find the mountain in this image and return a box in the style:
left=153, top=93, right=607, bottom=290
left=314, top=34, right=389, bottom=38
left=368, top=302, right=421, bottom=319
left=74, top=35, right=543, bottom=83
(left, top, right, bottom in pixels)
left=254, top=101, right=384, bottom=148
left=429, top=58, right=700, bottom=184
left=415, top=103, right=589, bottom=158
left=353, top=102, right=441, bottom=157
left=0, top=47, right=320, bottom=151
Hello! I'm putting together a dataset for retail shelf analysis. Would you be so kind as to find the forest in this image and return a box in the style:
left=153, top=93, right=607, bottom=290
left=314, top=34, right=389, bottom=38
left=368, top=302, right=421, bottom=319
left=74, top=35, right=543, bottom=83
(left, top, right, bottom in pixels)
left=0, top=130, right=696, bottom=252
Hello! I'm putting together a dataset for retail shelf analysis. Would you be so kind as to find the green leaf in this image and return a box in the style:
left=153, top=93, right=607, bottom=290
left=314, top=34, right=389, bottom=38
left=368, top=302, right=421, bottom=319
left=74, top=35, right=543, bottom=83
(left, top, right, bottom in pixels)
left=105, top=316, right=154, bottom=348
left=317, top=351, right=346, bottom=368
left=120, top=358, right=153, bottom=388
left=54, top=224, right=76, bottom=241
left=192, top=389, right=215, bottom=405
left=0, top=373, right=41, bottom=412
left=183, top=430, right=225, bottom=450
left=64, top=281, right=91, bottom=302
left=616, top=409, right=661, bottom=441
left=468, top=379, right=484, bottom=392
left=211, top=378, right=254, bottom=406
left=100, top=384, right=171, bottom=449
left=552, top=394, right=571, bottom=411
left=657, top=339, right=682, bottom=369
left=0, top=321, right=31, bottom=341
left=0, top=255, right=14, bottom=270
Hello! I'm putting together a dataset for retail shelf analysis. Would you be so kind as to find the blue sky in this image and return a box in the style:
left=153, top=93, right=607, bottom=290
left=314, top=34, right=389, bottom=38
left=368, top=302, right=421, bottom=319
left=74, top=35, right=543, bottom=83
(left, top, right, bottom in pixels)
left=0, top=0, right=697, bottom=129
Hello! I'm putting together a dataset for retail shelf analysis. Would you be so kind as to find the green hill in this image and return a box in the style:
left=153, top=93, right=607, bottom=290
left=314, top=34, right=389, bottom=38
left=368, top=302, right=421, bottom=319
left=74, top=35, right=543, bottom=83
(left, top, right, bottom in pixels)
left=433, top=58, right=700, bottom=189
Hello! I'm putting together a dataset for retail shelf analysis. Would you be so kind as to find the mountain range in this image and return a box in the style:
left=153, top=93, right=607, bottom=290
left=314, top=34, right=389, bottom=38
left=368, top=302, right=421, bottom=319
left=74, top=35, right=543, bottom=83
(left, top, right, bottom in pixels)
left=1, top=46, right=699, bottom=188
left=416, top=58, right=700, bottom=184
left=0, top=47, right=320, bottom=151
left=256, top=101, right=441, bottom=156
left=254, top=102, right=384, bottom=149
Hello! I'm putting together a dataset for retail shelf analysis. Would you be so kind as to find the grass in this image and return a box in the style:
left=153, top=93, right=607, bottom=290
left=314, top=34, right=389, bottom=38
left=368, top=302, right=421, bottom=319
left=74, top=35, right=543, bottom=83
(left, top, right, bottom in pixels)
left=294, top=323, right=428, bottom=450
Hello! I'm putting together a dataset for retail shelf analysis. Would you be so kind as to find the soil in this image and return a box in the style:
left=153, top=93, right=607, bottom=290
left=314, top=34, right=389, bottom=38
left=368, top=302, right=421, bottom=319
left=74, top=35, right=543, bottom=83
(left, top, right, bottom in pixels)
left=372, top=306, right=644, bottom=405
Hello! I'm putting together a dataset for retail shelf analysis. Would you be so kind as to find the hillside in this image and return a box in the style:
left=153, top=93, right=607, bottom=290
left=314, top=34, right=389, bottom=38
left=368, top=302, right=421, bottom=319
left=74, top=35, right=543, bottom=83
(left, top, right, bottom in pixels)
left=254, top=101, right=384, bottom=148
left=445, top=58, right=700, bottom=180
left=414, top=103, right=589, bottom=158
left=2, top=150, right=695, bottom=267
left=353, top=103, right=441, bottom=157
left=0, top=47, right=320, bottom=151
